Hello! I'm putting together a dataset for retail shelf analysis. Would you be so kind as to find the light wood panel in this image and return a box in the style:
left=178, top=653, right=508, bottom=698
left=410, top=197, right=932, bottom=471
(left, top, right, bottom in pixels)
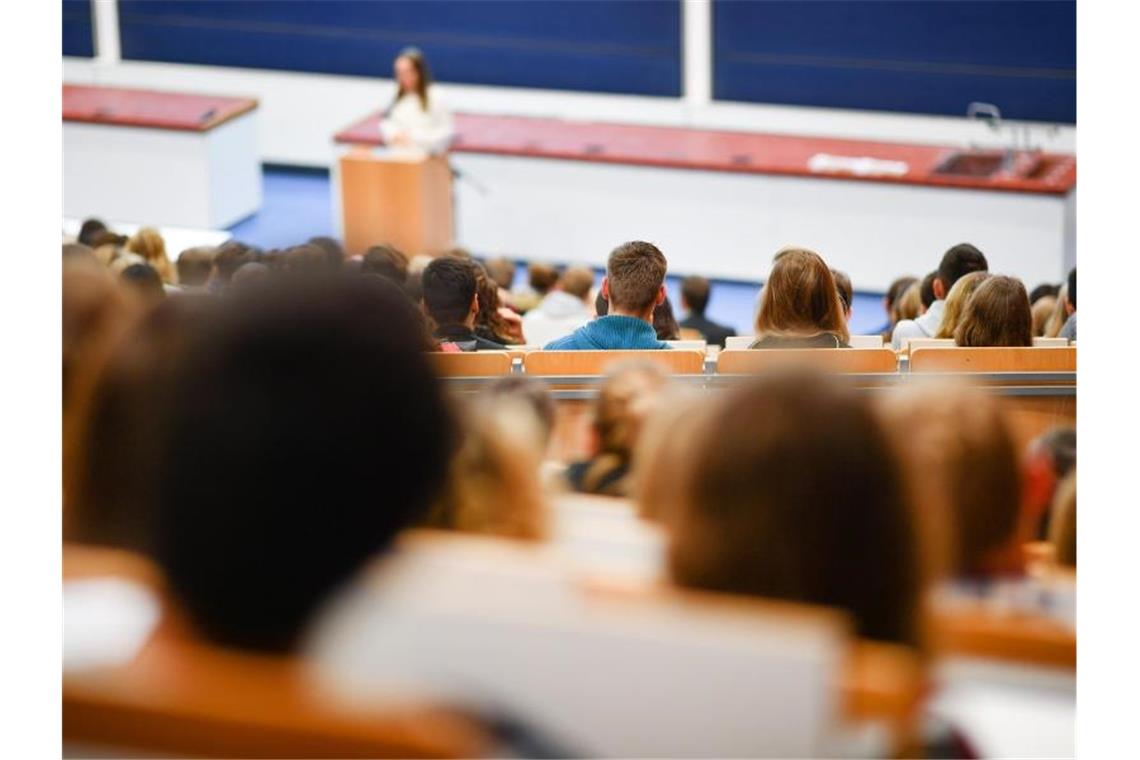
left=909, top=346, right=1076, bottom=373
left=524, top=350, right=706, bottom=376
left=428, top=351, right=513, bottom=377
left=716, top=348, right=899, bottom=374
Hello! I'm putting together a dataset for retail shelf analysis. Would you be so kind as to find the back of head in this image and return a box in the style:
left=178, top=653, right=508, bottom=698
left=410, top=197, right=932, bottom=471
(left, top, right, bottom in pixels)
left=879, top=383, right=1021, bottom=579
left=1066, top=267, right=1077, bottom=310
left=668, top=371, right=920, bottom=646
left=1031, top=295, right=1057, bottom=336
left=528, top=263, right=560, bottom=295
left=934, top=270, right=992, bottom=339
left=120, top=263, right=166, bottom=301
left=832, top=269, right=854, bottom=316
left=653, top=296, right=680, bottom=340
left=1049, top=472, right=1076, bottom=568
left=954, top=275, right=1032, bottom=347
left=919, top=271, right=937, bottom=309
left=213, top=240, right=259, bottom=283
left=153, top=275, right=455, bottom=651
left=176, top=246, right=216, bottom=288
left=558, top=266, right=595, bottom=301
left=484, top=257, right=516, bottom=290
left=1029, top=283, right=1061, bottom=305
left=1043, top=283, right=1069, bottom=337
left=482, top=375, right=556, bottom=449
left=361, top=244, right=409, bottom=285
left=422, top=255, right=477, bottom=327
left=681, top=275, right=711, bottom=316
left=284, top=243, right=333, bottom=274
left=78, top=218, right=108, bottom=248
left=307, top=236, right=346, bottom=268
left=127, top=226, right=167, bottom=263
left=755, top=248, right=849, bottom=343
left=885, top=276, right=918, bottom=313
left=937, top=243, right=988, bottom=296
left=605, top=241, right=668, bottom=313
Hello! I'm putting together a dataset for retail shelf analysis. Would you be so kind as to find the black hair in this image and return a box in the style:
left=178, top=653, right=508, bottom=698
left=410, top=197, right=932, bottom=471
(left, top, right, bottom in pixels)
left=422, top=256, right=478, bottom=326
left=120, top=263, right=165, bottom=300
left=307, top=236, right=346, bottom=268
left=919, top=271, right=937, bottom=309
left=1029, top=283, right=1062, bottom=304
left=937, top=243, right=989, bottom=294
left=681, top=275, right=711, bottom=316
left=78, top=218, right=108, bottom=248
left=1066, top=267, right=1076, bottom=310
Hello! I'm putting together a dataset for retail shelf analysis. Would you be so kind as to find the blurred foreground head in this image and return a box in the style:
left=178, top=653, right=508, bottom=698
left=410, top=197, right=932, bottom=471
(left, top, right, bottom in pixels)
left=667, top=370, right=921, bottom=646
left=154, top=275, right=455, bottom=651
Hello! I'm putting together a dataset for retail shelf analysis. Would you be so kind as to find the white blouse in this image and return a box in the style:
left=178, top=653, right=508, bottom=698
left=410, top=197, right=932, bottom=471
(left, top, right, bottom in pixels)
left=379, top=90, right=455, bottom=155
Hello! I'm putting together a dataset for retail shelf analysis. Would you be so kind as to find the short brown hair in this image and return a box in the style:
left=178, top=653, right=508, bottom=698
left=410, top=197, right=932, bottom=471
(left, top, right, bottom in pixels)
left=176, top=246, right=216, bottom=287
left=605, top=241, right=667, bottom=312
left=484, top=257, right=516, bottom=290
left=680, top=275, right=711, bottom=315
left=668, top=371, right=921, bottom=646
left=954, top=275, right=1032, bottom=347
left=558, top=266, right=595, bottom=300
left=755, top=248, right=849, bottom=343
left=528, top=263, right=560, bottom=295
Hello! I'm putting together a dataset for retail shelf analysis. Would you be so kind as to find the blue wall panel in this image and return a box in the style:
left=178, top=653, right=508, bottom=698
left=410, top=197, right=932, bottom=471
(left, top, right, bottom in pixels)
left=714, top=1, right=1075, bottom=123
left=117, top=0, right=681, bottom=96
left=63, top=0, right=95, bottom=58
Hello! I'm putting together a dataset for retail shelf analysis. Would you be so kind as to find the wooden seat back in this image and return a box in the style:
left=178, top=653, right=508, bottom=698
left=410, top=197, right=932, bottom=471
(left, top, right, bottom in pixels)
left=932, top=608, right=1076, bottom=669
left=909, top=346, right=1076, bottom=373
left=523, top=349, right=705, bottom=376
left=716, top=348, right=899, bottom=375
left=428, top=351, right=513, bottom=377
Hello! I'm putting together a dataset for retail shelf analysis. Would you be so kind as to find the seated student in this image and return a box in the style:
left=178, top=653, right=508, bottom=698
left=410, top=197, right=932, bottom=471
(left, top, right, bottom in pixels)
left=653, top=295, right=681, bottom=341
left=1029, top=283, right=1061, bottom=305
left=1031, top=295, right=1058, bottom=337
left=679, top=276, right=736, bottom=347
left=1049, top=472, right=1076, bottom=568
left=127, top=227, right=177, bottom=286
left=749, top=248, right=850, bottom=348
left=565, top=362, right=669, bottom=497
left=150, top=275, right=455, bottom=651
left=544, top=241, right=669, bottom=351
left=666, top=371, right=922, bottom=646
left=1059, top=267, right=1077, bottom=341
left=210, top=240, right=259, bottom=292
left=120, top=263, right=166, bottom=303
left=892, top=243, right=988, bottom=349
left=483, top=256, right=517, bottom=307
left=522, top=266, right=594, bottom=348
left=1023, top=427, right=1077, bottom=539
left=831, top=269, right=854, bottom=323
left=919, top=270, right=938, bottom=313
left=933, top=271, right=991, bottom=340
left=474, top=263, right=525, bottom=345
left=307, top=236, right=346, bottom=268
left=360, top=244, right=409, bottom=286
left=175, top=246, right=216, bottom=292
left=422, top=257, right=506, bottom=351
left=510, top=262, right=560, bottom=314
left=1043, top=282, right=1069, bottom=338
left=879, top=275, right=919, bottom=339
left=77, top=217, right=109, bottom=248
left=953, top=275, right=1033, bottom=347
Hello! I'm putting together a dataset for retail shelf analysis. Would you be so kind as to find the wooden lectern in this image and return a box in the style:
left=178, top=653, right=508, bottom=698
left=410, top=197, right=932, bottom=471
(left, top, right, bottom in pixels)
left=338, top=149, right=454, bottom=256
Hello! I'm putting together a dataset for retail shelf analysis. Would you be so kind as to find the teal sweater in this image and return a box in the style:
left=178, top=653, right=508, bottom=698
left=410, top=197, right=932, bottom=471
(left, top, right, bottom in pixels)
left=543, top=315, right=669, bottom=351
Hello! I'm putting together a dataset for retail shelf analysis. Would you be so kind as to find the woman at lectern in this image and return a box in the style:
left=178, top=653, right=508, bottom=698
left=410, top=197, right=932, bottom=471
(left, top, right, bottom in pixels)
left=380, top=47, right=455, bottom=155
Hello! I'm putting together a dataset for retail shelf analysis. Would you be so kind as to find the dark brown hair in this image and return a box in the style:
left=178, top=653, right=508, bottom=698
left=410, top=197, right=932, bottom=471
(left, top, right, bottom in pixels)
left=392, top=47, right=432, bottom=110
left=605, top=241, right=667, bottom=313
left=954, top=275, right=1032, bottom=347
left=681, top=275, right=711, bottom=315
left=755, top=248, right=849, bottom=344
left=668, top=371, right=921, bottom=646
left=831, top=269, right=853, bottom=315
left=528, top=263, right=560, bottom=295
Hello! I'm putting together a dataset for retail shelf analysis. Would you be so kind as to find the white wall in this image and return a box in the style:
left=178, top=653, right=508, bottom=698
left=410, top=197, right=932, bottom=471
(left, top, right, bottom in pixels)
left=64, top=55, right=1075, bottom=169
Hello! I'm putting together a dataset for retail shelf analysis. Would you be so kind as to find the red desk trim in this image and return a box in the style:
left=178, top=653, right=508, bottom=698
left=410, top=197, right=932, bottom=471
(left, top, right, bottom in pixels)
left=63, top=85, right=258, bottom=133
left=335, top=111, right=1075, bottom=196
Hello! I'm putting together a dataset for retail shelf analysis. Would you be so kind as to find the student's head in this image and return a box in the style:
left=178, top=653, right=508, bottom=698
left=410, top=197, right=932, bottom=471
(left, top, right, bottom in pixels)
left=127, top=227, right=175, bottom=284
left=558, top=266, right=595, bottom=302
left=394, top=46, right=431, bottom=108
left=668, top=371, right=921, bottom=646
left=934, top=243, right=988, bottom=300
left=484, top=257, right=516, bottom=291
left=1049, top=472, right=1076, bottom=568
left=1043, top=283, right=1068, bottom=338
left=578, top=362, right=670, bottom=497
left=1023, top=427, right=1077, bottom=539
left=1029, top=283, right=1061, bottom=305
left=832, top=269, right=854, bottom=321
left=230, top=262, right=271, bottom=291
left=213, top=241, right=259, bottom=284
left=954, top=275, right=1032, bottom=347
left=361, top=244, right=409, bottom=285
left=680, top=275, right=712, bottom=317
left=176, top=246, right=216, bottom=288
left=934, top=270, right=991, bottom=340
left=153, top=275, right=455, bottom=651
left=885, top=276, right=917, bottom=316
left=120, top=263, right=165, bottom=302
left=482, top=376, right=556, bottom=451
left=755, top=248, right=849, bottom=344
left=307, top=236, right=346, bottom=268
left=919, top=271, right=938, bottom=310
left=1031, top=295, right=1058, bottom=337
left=601, top=241, right=667, bottom=319
left=284, top=243, right=334, bottom=274
left=78, top=218, right=108, bottom=248
left=473, top=262, right=514, bottom=341
left=1065, top=267, right=1076, bottom=313
left=422, top=256, right=479, bottom=328
left=879, top=383, right=1024, bottom=579
left=528, top=263, right=560, bottom=296
left=653, top=296, right=681, bottom=341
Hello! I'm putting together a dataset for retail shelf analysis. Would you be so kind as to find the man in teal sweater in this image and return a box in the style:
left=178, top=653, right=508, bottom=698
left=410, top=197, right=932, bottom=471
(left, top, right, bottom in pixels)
left=544, top=241, right=670, bottom=351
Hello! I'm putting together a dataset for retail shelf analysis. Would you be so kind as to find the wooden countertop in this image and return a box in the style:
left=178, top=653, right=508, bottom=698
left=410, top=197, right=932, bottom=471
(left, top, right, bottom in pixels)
left=64, top=84, right=258, bottom=132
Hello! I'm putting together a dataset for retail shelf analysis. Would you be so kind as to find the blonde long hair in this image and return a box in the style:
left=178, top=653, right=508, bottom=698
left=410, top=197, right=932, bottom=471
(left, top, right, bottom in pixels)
left=755, top=248, right=850, bottom=344
left=127, top=227, right=176, bottom=285
left=935, top=270, right=991, bottom=339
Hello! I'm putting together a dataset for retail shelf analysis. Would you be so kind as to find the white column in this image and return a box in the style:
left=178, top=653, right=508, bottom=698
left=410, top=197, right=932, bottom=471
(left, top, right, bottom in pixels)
left=682, top=0, right=713, bottom=108
left=93, top=0, right=121, bottom=64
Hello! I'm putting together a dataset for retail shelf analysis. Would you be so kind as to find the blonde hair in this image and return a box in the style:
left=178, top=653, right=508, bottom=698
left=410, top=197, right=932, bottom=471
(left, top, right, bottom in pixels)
left=1043, top=283, right=1069, bottom=338
left=127, top=227, right=176, bottom=284
left=1032, top=295, right=1057, bottom=337
left=424, top=397, right=547, bottom=541
left=935, top=271, right=991, bottom=339
left=755, top=248, right=850, bottom=344
left=1049, top=471, right=1076, bottom=568
left=893, top=281, right=924, bottom=324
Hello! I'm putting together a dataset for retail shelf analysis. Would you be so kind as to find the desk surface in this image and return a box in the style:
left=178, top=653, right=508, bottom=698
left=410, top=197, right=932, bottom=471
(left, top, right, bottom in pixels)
left=335, top=111, right=1075, bottom=196
left=63, top=85, right=258, bottom=132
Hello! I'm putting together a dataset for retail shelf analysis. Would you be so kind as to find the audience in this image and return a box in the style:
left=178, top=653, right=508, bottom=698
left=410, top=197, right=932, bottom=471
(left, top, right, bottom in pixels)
left=679, top=275, right=736, bottom=347
left=881, top=274, right=918, bottom=338
left=666, top=371, right=922, bottom=646
left=77, top=217, right=109, bottom=248
left=1031, top=295, right=1058, bottom=337
left=1049, top=472, right=1076, bottom=569
left=176, top=246, right=216, bottom=291
left=1059, top=267, right=1077, bottom=341
left=1023, top=427, right=1077, bottom=539
left=750, top=248, right=850, bottom=348
left=483, top=256, right=517, bottom=304
left=933, top=270, right=991, bottom=340
left=120, top=263, right=166, bottom=302
left=521, top=266, right=594, bottom=348
left=474, top=263, right=525, bottom=345
left=510, top=262, right=560, bottom=313
left=892, top=243, right=988, bottom=349
left=361, top=244, right=409, bottom=285
left=652, top=296, right=681, bottom=341
left=565, top=362, right=670, bottom=496
left=1029, top=283, right=1061, bottom=304
left=832, top=268, right=854, bottom=323
left=422, top=256, right=506, bottom=351
left=953, top=275, right=1032, bottom=347
left=544, top=241, right=669, bottom=350
left=919, top=270, right=938, bottom=312
left=1043, top=282, right=1069, bottom=338
left=211, top=240, right=260, bottom=290
left=307, top=236, right=346, bottom=268
left=126, top=226, right=177, bottom=285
